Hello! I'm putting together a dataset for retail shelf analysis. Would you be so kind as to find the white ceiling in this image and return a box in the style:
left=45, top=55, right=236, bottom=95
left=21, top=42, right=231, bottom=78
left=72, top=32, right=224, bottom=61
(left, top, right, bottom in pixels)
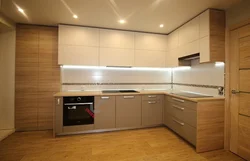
left=0, top=0, right=241, bottom=33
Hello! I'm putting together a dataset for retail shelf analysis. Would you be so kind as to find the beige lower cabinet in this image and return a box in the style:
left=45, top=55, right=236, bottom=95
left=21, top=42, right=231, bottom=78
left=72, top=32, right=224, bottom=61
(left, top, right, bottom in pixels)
left=94, top=96, right=116, bottom=129
left=54, top=97, right=63, bottom=136
left=142, top=95, right=163, bottom=126
left=116, top=95, right=142, bottom=128
left=164, top=95, right=224, bottom=153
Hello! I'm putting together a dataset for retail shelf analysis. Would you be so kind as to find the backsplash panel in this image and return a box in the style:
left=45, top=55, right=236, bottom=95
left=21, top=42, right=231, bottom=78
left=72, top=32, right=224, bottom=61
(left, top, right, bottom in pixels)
left=172, top=60, right=224, bottom=96
left=61, top=67, right=172, bottom=91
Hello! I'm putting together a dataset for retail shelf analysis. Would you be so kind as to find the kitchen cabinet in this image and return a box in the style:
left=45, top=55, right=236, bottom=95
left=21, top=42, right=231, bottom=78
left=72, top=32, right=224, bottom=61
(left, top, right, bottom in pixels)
left=178, top=16, right=199, bottom=46
left=94, top=96, right=116, bottom=129
left=168, top=31, right=179, bottom=50
left=58, top=46, right=99, bottom=66
left=199, top=10, right=225, bottom=63
left=164, top=95, right=224, bottom=153
left=135, top=50, right=166, bottom=68
left=135, top=33, right=168, bottom=51
left=116, top=95, right=142, bottom=128
left=54, top=97, right=63, bottom=136
left=100, top=29, right=134, bottom=49
left=58, top=25, right=99, bottom=66
left=166, top=48, right=179, bottom=67
left=99, top=48, right=134, bottom=66
left=142, top=95, right=163, bottom=126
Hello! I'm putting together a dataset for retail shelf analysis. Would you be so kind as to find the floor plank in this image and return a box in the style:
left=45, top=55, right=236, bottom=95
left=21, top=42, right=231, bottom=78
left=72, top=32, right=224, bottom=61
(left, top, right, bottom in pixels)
left=0, top=127, right=244, bottom=161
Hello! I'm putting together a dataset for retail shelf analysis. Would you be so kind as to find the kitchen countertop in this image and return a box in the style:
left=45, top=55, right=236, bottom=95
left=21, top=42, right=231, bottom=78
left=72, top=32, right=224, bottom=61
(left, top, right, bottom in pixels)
left=54, top=90, right=225, bottom=102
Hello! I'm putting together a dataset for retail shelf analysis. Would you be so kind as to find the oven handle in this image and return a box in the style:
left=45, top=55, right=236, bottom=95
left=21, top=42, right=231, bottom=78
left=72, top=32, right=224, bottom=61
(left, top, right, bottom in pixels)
left=64, top=102, right=93, bottom=106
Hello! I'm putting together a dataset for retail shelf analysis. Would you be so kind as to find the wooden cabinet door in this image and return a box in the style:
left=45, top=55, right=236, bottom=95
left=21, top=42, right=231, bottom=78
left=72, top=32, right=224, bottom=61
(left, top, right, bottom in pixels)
left=142, top=100, right=163, bottom=126
left=116, top=96, right=142, bottom=128
left=94, top=96, right=116, bottom=129
left=230, top=24, right=250, bottom=161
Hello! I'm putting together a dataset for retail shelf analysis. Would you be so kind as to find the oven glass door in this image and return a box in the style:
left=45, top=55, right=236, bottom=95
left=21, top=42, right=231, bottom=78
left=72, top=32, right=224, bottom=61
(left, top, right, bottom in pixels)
left=63, top=103, right=94, bottom=126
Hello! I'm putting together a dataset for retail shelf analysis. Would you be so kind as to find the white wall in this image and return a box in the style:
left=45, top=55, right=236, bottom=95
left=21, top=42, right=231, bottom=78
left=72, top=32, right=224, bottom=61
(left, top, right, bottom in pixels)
left=226, top=0, right=250, bottom=27
left=0, top=30, right=15, bottom=130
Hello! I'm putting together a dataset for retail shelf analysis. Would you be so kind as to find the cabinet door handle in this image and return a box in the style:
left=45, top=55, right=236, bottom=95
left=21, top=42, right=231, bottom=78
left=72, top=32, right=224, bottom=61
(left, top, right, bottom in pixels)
left=172, top=119, right=184, bottom=126
left=148, top=101, right=156, bottom=104
left=148, top=95, right=156, bottom=98
left=57, top=98, right=60, bottom=105
left=172, top=105, right=184, bottom=111
left=101, top=96, right=110, bottom=99
left=123, top=96, right=135, bottom=99
left=172, top=97, right=185, bottom=103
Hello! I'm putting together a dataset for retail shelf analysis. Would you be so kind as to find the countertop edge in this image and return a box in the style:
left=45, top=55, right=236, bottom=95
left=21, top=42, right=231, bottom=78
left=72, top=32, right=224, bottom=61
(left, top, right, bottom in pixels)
left=53, top=91, right=225, bottom=102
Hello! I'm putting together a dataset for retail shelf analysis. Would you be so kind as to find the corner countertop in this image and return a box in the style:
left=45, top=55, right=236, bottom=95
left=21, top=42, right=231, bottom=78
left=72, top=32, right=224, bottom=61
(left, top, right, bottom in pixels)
left=54, top=90, right=225, bottom=102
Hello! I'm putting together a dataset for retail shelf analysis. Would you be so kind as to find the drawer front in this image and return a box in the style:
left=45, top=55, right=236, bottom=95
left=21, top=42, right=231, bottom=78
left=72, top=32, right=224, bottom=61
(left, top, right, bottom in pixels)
left=166, top=114, right=196, bottom=146
left=165, top=101, right=197, bottom=128
left=142, top=94, right=164, bottom=101
left=167, top=96, right=197, bottom=110
left=142, top=100, right=163, bottom=126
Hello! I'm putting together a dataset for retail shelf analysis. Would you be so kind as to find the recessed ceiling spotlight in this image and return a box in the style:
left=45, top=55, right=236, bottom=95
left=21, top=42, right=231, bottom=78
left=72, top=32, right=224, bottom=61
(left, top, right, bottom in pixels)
left=159, top=24, right=164, bottom=28
left=119, top=19, right=126, bottom=24
left=18, top=7, right=24, bottom=13
left=73, top=14, right=78, bottom=19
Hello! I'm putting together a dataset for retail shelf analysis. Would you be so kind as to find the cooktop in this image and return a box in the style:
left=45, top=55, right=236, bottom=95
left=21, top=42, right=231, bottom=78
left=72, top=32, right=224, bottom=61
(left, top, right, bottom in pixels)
left=102, top=90, right=139, bottom=93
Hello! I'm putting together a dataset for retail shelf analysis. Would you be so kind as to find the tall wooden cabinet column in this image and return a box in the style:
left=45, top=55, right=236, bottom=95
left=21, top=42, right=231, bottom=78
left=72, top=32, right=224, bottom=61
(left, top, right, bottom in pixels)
left=15, top=25, right=60, bottom=131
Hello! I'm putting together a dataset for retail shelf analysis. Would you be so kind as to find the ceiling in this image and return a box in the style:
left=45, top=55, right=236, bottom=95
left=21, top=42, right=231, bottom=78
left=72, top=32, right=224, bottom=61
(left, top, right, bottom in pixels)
left=0, top=0, right=241, bottom=33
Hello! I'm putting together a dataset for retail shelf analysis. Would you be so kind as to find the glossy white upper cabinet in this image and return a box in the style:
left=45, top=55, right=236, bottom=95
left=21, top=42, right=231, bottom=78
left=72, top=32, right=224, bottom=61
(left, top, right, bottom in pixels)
left=58, top=25, right=100, bottom=66
left=58, top=46, right=99, bottom=66
left=168, top=31, right=179, bottom=50
left=199, top=10, right=210, bottom=38
left=99, top=48, right=134, bottom=67
left=100, top=29, right=134, bottom=49
left=135, top=50, right=166, bottom=68
left=59, top=25, right=99, bottom=46
left=166, top=48, right=179, bottom=67
left=179, top=17, right=199, bottom=46
left=135, top=33, right=168, bottom=51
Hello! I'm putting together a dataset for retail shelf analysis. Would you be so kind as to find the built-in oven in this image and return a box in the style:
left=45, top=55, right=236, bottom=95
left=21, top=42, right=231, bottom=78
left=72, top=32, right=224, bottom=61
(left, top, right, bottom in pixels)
left=63, top=96, right=94, bottom=126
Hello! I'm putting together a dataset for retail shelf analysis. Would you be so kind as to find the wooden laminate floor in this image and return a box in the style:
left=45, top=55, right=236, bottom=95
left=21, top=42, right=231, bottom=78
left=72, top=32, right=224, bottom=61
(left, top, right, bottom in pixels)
left=0, top=127, right=244, bottom=161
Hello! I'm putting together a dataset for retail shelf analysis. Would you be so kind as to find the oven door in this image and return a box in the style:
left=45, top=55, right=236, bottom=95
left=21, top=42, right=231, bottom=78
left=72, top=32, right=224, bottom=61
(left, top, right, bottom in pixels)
left=63, top=103, right=94, bottom=126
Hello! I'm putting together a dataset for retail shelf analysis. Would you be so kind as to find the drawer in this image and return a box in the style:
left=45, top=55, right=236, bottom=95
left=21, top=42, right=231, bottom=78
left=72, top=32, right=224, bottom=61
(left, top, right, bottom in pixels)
left=165, top=101, right=197, bottom=128
left=165, top=114, right=196, bottom=146
left=142, top=94, right=164, bottom=101
left=166, top=96, right=197, bottom=111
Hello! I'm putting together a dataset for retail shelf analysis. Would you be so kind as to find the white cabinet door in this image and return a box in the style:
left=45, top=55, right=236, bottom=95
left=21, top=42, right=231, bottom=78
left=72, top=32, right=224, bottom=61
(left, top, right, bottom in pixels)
left=100, top=29, right=134, bottom=49
left=186, top=39, right=200, bottom=56
left=199, top=36, right=210, bottom=63
left=135, top=33, right=168, bottom=51
left=58, top=45, right=99, bottom=66
left=59, top=25, right=99, bottom=46
left=199, top=10, right=210, bottom=38
left=99, top=48, right=134, bottom=66
left=166, top=48, right=179, bottom=67
left=135, top=50, right=166, bottom=68
left=179, top=17, right=199, bottom=45
left=168, top=31, right=179, bottom=50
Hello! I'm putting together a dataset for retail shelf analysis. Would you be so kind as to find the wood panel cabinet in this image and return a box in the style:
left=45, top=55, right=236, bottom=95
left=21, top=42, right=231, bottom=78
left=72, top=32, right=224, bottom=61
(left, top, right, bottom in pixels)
left=116, top=95, right=142, bottom=128
left=142, top=95, right=163, bottom=126
left=16, top=25, right=60, bottom=131
left=94, top=96, right=116, bottom=129
left=164, top=95, right=224, bottom=152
